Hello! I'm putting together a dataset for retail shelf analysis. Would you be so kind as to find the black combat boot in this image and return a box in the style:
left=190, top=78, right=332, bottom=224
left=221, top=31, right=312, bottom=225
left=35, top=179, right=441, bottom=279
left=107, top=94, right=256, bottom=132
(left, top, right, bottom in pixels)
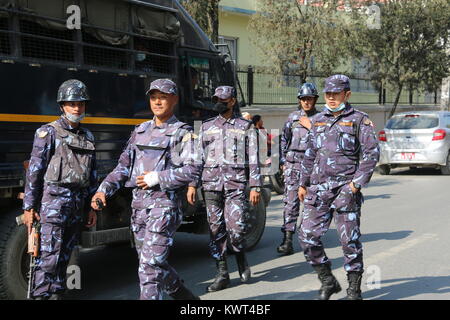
left=346, top=272, right=363, bottom=300
left=277, top=231, right=294, bottom=255
left=312, top=264, right=342, bottom=300
left=170, top=283, right=201, bottom=300
left=235, top=251, right=251, bottom=283
left=206, top=258, right=230, bottom=292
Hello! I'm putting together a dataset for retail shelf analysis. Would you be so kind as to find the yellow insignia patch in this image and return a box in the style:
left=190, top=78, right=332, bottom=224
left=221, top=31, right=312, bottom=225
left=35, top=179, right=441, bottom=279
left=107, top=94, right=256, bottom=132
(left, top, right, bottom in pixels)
left=206, top=129, right=221, bottom=135
left=229, top=129, right=245, bottom=135
left=38, top=130, right=48, bottom=138
left=314, top=122, right=326, bottom=127
left=339, top=121, right=354, bottom=127
left=182, top=133, right=198, bottom=142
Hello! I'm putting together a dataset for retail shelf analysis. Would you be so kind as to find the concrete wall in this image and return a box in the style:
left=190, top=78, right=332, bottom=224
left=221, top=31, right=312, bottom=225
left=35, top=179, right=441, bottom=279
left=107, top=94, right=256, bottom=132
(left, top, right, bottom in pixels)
left=244, top=104, right=441, bottom=135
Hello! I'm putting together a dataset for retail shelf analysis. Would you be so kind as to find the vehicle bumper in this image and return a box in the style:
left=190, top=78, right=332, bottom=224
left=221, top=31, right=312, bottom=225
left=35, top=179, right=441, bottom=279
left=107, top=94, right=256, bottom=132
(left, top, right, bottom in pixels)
left=379, top=145, right=448, bottom=166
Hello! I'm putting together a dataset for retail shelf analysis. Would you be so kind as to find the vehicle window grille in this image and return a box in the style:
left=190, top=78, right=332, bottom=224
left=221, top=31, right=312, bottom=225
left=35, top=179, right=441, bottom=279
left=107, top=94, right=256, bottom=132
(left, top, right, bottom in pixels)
left=0, top=17, right=10, bottom=54
left=20, top=19, right=75, bottom=62
left=20, top=19, right=73, bottom=41
left=82, top=31, right=129, bottom=70
left=134, top=38, right=174, bottom=74
left=0, top=10, right=177, bottom=75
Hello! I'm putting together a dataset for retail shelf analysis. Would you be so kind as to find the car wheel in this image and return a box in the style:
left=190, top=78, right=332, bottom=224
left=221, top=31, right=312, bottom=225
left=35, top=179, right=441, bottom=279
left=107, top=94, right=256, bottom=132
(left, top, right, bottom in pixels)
left=378, top=165, right=390, bottom=175
left=440, top=153, right=450, bottom=175
left=269, top=169, right=285, bottom=195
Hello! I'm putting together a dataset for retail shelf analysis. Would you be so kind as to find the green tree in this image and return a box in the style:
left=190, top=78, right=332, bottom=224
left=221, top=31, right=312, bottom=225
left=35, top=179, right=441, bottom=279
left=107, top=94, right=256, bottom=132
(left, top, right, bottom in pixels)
left=351, top=0, right=450, bottom=117
left=181, top=0, right=221, bottom=43
left=248, top=0, right=358, bottom=83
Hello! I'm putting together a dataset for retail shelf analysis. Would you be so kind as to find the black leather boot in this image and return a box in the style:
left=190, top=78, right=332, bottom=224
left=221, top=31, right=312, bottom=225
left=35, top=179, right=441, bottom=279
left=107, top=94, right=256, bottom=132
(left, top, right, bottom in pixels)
left=277, top=231, right=294, bottom=255
left=206, top=258, right=230, bottom=292
left=235, top=251, right=251, bottom=283
left=346, top=272, right=363, bottom=300
left=170, top=283, right=200, bottom=300
left=312, top=264, right=342, bottom=300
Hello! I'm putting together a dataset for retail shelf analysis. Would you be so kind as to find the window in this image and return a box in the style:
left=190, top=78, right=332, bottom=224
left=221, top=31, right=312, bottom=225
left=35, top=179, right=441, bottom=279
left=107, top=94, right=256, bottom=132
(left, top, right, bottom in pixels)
left=386, top=115, right=439, bottom=130
left=218, top=36, right=238, bottom=64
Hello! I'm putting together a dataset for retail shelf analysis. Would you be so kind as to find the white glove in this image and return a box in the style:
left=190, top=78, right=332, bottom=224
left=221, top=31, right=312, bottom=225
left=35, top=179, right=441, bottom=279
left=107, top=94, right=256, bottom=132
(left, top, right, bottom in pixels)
left=143, top=171, right=160, bottom=188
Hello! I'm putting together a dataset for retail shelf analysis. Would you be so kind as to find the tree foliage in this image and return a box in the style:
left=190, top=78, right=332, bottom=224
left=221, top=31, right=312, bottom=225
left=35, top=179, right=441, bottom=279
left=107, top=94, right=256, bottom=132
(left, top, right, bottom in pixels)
left=181, top=0, right=221, bottom=43
left=248, top=0, right=359, bottom=83
left=350, top=0, right=450, bottom=116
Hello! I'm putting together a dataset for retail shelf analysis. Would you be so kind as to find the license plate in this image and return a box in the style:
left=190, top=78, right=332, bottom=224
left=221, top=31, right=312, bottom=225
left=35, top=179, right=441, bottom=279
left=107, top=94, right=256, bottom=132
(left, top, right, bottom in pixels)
left=401, top=152, right=415, bottom=160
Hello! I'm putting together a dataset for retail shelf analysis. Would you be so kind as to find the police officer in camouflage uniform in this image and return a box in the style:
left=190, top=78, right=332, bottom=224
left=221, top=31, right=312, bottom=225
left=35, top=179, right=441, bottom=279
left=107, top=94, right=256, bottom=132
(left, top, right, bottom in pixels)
left=190, top=86, right=262, bottom=292
left=278, top=83, right=320, bottom=256
left=298, top=75, right=380, bottom=300
left=91, top=79, right=201, bottom=300
left=23, top=79, right=98, bottom=300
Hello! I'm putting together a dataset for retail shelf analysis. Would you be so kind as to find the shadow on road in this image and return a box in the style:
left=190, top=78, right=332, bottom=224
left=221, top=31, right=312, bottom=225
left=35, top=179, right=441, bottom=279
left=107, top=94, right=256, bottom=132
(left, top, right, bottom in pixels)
left=389, top=167, right=443, bottom=176
left=364, top=276, right=450, bottom=300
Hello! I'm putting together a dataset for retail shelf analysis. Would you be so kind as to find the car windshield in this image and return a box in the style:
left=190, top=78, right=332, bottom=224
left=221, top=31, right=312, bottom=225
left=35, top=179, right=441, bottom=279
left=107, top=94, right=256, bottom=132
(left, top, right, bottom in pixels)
left=386, top=115, right=439, bottom=129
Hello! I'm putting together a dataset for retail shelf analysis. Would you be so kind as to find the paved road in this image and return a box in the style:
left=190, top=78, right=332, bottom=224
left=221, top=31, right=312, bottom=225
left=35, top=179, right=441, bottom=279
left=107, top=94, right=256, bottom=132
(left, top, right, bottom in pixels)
left=68, top=168, right=450, bottom=300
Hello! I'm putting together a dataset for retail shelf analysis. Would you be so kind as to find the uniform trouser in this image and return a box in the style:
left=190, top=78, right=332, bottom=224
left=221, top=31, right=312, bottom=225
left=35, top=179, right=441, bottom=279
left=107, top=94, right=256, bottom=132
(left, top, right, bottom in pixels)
left=204, top=189, right=248, bottom=260
left=131, top=207, right=183, bottom=300
left=298, top=183, right=364, bottom=273
left=282, top=163, right=302, bottom=233
left=32, top=204, right=83, bottom=297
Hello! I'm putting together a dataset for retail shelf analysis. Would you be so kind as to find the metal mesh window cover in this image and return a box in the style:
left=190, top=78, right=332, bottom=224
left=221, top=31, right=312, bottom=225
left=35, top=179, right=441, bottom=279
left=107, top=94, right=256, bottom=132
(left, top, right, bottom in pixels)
left=134, top=37, right=175, bottom=74
left=19, top=19, right=73, bottom=40
left=0, top=17, right=9, bottom=54
left=135, top=55, right=172, bottom=74
left=135, top=37, right=174, bottom=56
left=83, top=45, right=129, bottom=70
left=82, top=30, right=130, bottom=70
left=21, top=35, right=74, bottom=62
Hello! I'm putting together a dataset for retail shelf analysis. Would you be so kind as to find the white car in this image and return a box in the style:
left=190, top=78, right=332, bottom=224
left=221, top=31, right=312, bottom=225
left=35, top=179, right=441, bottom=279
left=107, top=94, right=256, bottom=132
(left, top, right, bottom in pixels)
left=378, top=111, right=450, bottom=175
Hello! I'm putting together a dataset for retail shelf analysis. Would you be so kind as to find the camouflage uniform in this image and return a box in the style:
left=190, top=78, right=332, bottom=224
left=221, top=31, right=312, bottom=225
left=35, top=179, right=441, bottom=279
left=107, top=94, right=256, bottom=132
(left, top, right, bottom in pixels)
left=280, top=109, right=319, bottom=233
left=23, top=117, right=97, bottom=298
left=298, top=76, right=380, bottom=274
left=196, top=87, right=262, bottom=260
left=97, top=107, right=199, bottom=300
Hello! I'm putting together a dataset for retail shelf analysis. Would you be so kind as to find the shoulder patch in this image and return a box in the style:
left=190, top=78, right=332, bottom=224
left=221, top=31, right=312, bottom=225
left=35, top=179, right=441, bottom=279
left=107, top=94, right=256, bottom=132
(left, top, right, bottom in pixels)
left=38, top=130, right=48, bottom=138
left=364, top=119, right=374, bottom=127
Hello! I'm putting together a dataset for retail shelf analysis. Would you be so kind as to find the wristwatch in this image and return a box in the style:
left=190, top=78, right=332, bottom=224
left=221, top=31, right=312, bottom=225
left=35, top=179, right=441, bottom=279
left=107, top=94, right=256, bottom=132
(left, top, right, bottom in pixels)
left=251, top=187, right=261, bottom=192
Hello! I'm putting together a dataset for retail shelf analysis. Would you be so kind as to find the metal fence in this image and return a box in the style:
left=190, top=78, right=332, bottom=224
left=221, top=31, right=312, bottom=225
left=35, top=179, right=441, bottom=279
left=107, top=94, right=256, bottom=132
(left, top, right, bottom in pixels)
left=237, top=66, right=441, bottom=106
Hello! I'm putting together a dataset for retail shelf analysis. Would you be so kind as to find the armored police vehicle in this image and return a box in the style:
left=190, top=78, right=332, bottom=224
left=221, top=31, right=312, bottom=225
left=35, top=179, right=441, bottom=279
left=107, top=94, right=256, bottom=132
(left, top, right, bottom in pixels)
left=0, top=0, right=270, bottom=299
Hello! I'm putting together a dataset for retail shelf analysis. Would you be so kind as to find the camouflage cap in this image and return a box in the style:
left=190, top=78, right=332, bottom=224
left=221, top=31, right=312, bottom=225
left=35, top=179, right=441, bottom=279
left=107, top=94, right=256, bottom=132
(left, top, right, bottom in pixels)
left=212, top=86, right=236, bottom=102
left=146, top=79, right=178, bottom=95
left=323, top=74, right=351, bottom=93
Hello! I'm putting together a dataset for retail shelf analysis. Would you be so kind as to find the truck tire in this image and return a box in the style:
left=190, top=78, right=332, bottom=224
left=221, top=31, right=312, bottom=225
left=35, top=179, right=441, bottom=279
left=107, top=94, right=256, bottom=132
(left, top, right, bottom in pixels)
left=244, top=195, right=267, bottom=251
left=0, top=208, right=28, bottom=300
left=269, top=169, right=285, bottom=195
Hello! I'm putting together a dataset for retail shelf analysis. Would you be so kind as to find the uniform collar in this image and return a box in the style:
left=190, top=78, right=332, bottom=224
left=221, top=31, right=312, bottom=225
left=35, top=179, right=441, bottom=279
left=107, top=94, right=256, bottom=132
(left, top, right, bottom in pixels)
left=216, top=113, right=237, bottom=126
left=151, top=114, right=178, bottom=129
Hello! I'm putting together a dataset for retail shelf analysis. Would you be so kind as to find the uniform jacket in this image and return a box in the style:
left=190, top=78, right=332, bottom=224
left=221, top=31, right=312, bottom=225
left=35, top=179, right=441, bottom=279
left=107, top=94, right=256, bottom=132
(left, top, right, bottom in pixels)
left=281, top=109, right=320, bottom=169
left=299, top=104, right=380, bottom=190
left=97, top=115, right=200, bottom=210
left=195, top=113, right=262, bottom=192
left=23, top=117, right=98, bottom=211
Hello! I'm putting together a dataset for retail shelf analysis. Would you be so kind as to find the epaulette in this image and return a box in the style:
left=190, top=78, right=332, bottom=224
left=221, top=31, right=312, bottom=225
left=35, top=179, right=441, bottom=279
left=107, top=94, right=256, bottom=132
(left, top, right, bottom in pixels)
left=202, top=116, right=216, bottom=123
